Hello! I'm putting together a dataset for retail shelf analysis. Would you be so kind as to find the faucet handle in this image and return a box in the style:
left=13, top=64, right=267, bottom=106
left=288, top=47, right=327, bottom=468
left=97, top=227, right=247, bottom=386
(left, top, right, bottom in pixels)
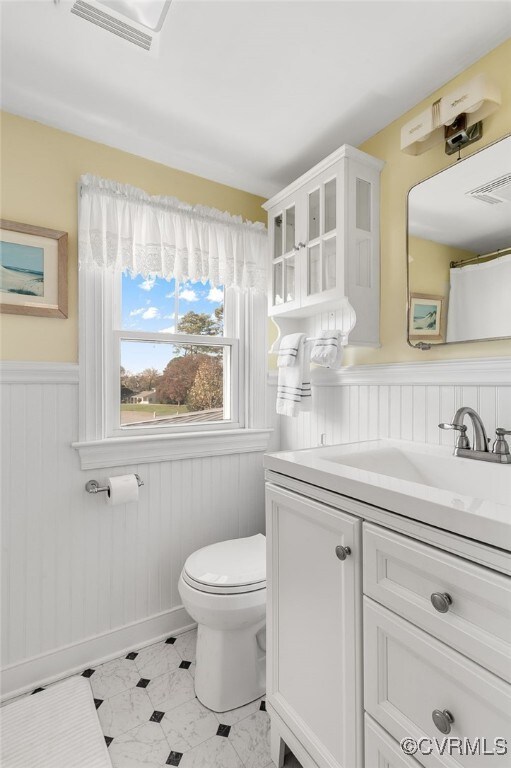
left=492, top=428, right=511, bottom=456
left=438, top=422, right=470, bottom=449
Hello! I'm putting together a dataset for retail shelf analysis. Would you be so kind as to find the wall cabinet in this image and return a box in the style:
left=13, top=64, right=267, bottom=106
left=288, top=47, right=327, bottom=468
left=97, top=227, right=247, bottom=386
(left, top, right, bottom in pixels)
left=265, top=476, right=511, bottom=768
left=263, top=145, right=384, bottom=346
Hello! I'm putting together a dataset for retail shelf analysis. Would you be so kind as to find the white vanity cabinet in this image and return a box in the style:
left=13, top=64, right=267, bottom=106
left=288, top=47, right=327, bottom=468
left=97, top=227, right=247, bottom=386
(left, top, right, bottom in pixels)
left=265, top=473, right=511, bottom=768
left=263, top=145, right=384, bottom=347
left=265, top=484, right=363, bottom=768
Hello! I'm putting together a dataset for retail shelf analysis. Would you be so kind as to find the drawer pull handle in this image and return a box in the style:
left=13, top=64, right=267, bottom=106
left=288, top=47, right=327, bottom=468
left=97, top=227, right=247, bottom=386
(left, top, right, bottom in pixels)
left=432, top=709, right=454, bottom=734
left=431, top=592, right=453, bottom=613
left=335, top=545, right=351, bottom=561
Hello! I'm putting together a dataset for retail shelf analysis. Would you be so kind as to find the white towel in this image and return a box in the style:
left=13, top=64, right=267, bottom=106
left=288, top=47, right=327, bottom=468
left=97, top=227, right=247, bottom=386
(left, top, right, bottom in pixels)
left=277, top=333, right=304, bottom=367
left=310, top=330, right=344, bottom=368
left=276, top=334, right=311, bottom=417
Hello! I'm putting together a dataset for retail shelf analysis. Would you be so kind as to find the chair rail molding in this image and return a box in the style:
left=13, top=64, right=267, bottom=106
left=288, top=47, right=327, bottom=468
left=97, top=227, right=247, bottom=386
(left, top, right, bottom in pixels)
left=268, top=356, right=511, bottom=387
left=0, top=361, right=79, bottom=385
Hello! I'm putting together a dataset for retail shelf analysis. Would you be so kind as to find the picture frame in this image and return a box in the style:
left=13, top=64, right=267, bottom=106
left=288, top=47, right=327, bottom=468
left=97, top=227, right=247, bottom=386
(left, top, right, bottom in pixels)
left=409, top=293, right=443, bottom=341
left=0, top=219, right=68, bottom=318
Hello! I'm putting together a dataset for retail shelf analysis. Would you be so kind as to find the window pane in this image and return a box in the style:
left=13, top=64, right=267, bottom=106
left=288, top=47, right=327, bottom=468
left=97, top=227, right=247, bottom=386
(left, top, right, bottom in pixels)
left=122, top=274, right=177, bottom=332
left=120, top=340, right=228, bottom=427
left=122, top=274, right=224, bottom=336
left=177, top=281, right=224, bottom=336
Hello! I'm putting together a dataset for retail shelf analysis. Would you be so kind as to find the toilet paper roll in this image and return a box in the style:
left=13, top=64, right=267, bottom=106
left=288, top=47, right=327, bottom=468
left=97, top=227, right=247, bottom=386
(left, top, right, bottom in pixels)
left=106, top=474, right=139, bottom=506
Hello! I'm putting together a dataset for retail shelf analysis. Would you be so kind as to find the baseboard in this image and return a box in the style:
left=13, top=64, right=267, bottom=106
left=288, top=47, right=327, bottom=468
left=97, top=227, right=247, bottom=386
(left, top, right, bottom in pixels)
left=1, top=605, right=195, bottom=701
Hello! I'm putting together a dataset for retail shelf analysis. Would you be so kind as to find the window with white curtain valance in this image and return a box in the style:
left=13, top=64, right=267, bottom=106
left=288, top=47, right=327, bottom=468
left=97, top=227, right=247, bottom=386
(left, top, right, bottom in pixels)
left=78, top=174, right=267, bottom=292
left=74, top=174, right=271, bottom=467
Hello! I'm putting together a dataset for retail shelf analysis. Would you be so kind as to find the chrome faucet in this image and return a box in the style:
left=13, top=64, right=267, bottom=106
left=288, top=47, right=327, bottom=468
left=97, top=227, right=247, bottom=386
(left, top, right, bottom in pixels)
left=439, top=407, right=511, bottom=464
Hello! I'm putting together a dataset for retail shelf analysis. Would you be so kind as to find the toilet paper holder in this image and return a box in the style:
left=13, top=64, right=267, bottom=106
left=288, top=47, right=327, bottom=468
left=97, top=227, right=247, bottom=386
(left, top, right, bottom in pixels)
left=85, top=474, right=144, bottom=495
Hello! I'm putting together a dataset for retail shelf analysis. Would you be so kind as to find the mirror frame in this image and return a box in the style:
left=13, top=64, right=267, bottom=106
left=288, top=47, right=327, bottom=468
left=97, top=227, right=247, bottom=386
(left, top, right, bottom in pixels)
left=406, top=133, right=511, bottom=350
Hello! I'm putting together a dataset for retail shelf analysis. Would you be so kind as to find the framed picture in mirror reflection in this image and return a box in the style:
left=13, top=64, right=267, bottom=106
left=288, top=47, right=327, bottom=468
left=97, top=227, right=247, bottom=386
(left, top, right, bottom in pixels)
left=409, top=294, right=443, bottom=341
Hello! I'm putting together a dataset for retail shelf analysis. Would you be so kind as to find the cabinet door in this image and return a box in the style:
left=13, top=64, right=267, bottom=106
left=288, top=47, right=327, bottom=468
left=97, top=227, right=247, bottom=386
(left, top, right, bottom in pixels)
left=301, top=166, right=342, bottom=308
left=268, top=195, right=304, bottom=315
left=266, top=484, right=363, bottom=768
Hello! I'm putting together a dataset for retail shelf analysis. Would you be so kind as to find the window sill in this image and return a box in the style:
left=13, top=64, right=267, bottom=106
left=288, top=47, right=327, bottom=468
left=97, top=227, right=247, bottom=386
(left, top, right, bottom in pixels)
left=72, top=428, right=273, bottom=470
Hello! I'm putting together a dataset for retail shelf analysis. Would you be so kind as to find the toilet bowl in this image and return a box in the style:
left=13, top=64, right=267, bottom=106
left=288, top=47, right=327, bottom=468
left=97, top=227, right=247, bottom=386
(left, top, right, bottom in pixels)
left=178, top=533, right=266, bottom=713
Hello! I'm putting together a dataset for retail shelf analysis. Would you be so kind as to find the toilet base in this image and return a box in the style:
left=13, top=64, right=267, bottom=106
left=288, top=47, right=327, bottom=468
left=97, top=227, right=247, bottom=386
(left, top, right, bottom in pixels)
left=194, top=621, right=266, bottom=712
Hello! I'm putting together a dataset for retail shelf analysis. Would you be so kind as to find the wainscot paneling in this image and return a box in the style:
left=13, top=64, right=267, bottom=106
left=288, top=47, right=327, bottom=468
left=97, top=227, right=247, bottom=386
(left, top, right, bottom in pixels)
left=0, top=363, right=272, bottom=698
left=270, top=357, right=511, bottom=452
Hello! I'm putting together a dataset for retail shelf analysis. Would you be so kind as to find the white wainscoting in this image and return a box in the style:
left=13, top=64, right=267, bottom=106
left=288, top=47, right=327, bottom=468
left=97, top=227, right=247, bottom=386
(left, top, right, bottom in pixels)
left=272, top=357, right=511, bottom=451
left=0, top=363, right=275, bottom=698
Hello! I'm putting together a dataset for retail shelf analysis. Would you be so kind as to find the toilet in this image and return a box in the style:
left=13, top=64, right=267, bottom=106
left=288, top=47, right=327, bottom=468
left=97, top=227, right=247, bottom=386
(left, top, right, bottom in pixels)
left=178, top=533, right=266, bottom=713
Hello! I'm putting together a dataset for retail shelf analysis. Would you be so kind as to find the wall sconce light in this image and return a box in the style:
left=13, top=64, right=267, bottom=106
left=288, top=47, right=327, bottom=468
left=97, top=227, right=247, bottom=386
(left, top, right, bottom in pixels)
left=400, top=74, right=501, bottom=156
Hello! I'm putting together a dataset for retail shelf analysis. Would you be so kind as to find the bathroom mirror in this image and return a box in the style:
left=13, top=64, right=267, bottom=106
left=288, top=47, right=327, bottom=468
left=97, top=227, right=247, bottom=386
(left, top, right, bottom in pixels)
left=407, top=134, right=511, bottom=348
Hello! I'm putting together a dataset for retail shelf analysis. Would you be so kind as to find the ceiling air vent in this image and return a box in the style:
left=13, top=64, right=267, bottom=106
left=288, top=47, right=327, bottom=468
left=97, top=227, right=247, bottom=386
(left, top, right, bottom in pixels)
left=71, top=0, right=153, bottom=50
left=466, top=173, right=511, bottom=205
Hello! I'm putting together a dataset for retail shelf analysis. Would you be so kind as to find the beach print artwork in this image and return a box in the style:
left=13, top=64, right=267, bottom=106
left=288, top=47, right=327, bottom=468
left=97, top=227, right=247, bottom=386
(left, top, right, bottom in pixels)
left=409, top=294, right=443, bottom=341
left=0, top=239, right=44, bottom=297
left=412, top=302, right=437, bottom=331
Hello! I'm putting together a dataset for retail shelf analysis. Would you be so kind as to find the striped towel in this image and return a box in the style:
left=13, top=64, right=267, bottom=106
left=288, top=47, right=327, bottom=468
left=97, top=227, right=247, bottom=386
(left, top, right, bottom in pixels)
left=277, top=333, right=304, bottom=367
left=310, top=330, right=344, bottom=369
left=276, top=334, right=311, bottom=417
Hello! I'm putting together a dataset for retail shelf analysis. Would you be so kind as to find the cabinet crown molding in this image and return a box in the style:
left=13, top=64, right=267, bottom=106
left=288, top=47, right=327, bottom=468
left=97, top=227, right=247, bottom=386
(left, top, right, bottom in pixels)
left=263, top=143, right=385, bottom=211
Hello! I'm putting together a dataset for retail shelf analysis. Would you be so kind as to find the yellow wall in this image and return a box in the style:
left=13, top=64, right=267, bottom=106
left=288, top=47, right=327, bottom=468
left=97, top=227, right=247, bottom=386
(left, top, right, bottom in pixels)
left=346, top=37, right=511, bottom=365
left=0, top=113, right=266, bottom=362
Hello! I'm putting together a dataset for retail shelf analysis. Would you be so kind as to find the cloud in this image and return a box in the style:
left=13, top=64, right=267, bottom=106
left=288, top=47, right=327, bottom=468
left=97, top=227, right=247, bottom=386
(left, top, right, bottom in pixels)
left=142, top=307, right=160, bottom=320
left=165, top=291, right=175, bottom=299
left=139, top=276, right=156, bottom=291
left=207, top=286, right=224, bottom=303
left=129, top=308, right=145, bottom=316
left=179, top=288, right=199, bottom=302
left=159, top=326, right=175, bottom=334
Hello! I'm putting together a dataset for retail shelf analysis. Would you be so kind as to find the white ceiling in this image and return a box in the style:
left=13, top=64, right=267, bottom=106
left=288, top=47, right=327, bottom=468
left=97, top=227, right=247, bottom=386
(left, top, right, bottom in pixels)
left=1, top=1, right=511, bottom=198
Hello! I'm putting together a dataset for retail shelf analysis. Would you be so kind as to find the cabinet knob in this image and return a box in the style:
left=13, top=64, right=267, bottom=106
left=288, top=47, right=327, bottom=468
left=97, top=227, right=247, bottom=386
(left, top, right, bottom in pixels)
left=335, top=545, right=351, bottom=561
left=432, top=709, right=454, bottom=734
left=431, top=592, right=452, bottom=613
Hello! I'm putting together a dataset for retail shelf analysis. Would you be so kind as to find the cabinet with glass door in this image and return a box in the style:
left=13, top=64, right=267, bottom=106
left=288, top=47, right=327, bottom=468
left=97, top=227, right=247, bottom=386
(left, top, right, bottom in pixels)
left=264, top=145, right=384, bottom=346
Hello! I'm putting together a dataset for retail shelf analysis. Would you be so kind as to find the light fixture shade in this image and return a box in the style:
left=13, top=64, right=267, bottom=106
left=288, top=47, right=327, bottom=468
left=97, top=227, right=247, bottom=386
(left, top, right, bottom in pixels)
left=401, top=74, right=501, bottom=155
left=400, top=106, right=443, bottom=155
left=440, top=73, right=501, bottom=127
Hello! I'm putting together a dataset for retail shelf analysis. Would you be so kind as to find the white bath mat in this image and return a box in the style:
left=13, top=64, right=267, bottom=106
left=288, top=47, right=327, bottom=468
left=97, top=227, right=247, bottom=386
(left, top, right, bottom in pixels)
left=1, top=675, right=112, bottom=768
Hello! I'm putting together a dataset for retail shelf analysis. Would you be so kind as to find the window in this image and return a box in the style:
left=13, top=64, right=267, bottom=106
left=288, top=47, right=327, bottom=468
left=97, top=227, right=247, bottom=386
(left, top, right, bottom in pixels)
left=75, top=176, right=270, bottom=468
left=109, top=274, right=240, bottom=436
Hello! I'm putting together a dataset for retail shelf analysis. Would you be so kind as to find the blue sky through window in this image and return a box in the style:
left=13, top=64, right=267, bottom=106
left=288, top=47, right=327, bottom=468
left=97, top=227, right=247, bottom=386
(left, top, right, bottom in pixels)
left=121, top=273, right=224, bottom=373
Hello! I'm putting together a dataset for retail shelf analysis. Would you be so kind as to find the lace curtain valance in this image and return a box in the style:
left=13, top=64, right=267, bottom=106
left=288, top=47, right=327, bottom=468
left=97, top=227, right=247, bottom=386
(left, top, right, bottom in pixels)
left=78, top=175, right=267, bottom=292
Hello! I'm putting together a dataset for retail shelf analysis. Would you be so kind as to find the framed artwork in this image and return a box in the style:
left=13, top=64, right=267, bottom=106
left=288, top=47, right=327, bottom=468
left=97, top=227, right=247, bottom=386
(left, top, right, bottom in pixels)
left=0, top=220, right=68, bottom=318
left=409, top=293, right=443, bottom=341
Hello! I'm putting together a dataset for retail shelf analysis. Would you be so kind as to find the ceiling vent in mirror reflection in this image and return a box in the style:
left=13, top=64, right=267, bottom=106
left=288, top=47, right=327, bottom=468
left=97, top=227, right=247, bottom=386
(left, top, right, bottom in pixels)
left=467, top=173, right=511, bottom=205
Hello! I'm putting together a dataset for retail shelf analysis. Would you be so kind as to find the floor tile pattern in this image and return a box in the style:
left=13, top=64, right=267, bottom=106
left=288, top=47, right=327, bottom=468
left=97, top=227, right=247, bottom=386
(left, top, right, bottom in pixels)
left=5, top=628, right=303, bottom=768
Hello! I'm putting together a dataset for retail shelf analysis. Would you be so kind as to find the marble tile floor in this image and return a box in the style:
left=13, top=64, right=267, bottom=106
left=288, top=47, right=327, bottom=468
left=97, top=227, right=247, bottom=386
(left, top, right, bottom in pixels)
left=5, top=628, right=303, bottom=768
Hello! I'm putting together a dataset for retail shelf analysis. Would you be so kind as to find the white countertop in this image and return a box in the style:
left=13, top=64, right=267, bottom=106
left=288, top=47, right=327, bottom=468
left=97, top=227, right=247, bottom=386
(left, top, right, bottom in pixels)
left=264, top=439, right=511, bottom=552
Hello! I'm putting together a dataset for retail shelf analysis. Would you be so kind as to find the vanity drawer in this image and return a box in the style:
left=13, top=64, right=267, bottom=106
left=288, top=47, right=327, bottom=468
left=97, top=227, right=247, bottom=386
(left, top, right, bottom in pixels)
left=363, top=523, right=511, bottom=682
left=365, top=714, right=424, bottom=768
left=364, top=598, right=511, bottom=768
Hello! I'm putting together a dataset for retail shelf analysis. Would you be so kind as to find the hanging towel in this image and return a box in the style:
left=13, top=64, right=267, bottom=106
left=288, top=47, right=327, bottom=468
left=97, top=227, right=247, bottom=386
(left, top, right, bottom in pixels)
left=277, top=333, right=304, bottom=367
left=310, top=330, right=343, bottom=368
left=276, top=334, right=311, bottom=417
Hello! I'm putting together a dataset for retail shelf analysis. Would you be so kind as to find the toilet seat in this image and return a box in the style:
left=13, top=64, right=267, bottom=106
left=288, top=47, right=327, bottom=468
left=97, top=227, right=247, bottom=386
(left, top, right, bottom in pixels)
left=183, top=533, right=266, bottom=595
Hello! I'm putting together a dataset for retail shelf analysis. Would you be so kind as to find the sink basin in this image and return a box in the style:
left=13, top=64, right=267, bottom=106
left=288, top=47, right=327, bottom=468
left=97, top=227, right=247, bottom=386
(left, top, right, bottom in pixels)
left=322, top=443, right=510, bottom=506
left=264, top=439, right=511, bottom=551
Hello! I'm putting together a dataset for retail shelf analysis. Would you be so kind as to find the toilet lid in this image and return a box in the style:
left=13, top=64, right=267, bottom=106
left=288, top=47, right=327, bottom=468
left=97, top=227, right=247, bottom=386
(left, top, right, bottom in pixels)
left=184, top=534, right=266, bottom=592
